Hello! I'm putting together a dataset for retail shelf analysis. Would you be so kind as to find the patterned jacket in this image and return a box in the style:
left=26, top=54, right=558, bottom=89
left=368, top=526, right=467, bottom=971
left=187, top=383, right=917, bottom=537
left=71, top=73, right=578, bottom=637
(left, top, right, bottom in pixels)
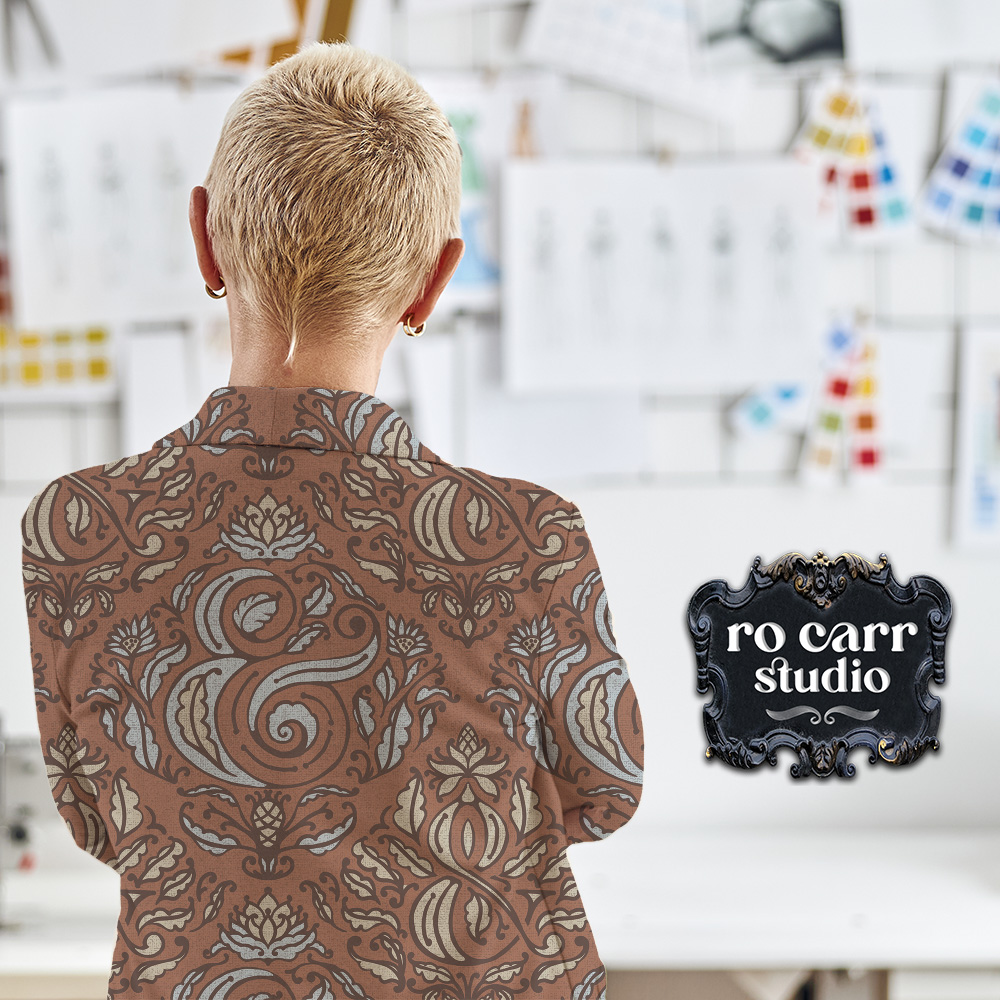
left=20, top=384, right=645, bottom=1000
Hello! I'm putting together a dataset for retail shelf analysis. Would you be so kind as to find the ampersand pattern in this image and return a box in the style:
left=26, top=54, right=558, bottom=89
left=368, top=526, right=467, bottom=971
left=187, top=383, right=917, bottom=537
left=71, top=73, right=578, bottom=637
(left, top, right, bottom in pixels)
left=21, top=385, right=645, bottom=1000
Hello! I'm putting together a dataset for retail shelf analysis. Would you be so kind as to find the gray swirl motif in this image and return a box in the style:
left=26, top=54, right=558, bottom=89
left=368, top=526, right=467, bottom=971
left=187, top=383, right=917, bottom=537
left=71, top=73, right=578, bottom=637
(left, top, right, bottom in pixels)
left=766, top=705, right=880, bottom=725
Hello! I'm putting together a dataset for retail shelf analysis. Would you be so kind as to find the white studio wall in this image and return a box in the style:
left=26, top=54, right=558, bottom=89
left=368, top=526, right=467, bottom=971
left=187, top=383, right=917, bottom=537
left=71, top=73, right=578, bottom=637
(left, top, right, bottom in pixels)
left=0, top=0, right=996, bottom=846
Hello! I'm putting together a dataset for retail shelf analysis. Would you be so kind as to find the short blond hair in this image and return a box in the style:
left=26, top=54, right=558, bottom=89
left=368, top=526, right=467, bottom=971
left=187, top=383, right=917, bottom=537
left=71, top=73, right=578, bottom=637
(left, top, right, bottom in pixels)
left=204, top=41, right=462, bottom=351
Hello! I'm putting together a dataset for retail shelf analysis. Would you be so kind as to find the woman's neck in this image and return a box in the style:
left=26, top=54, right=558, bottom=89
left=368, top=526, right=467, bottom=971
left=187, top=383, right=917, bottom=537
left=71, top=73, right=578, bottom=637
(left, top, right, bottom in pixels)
left=225, top=296, right=395, bottom=395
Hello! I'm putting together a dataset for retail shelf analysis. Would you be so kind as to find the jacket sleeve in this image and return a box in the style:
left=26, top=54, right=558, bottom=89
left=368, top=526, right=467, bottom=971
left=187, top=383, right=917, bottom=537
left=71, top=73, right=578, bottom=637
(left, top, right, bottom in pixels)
left=21, top=484, right=118, bottom=868
left=531, top=503, right=644, bottom=846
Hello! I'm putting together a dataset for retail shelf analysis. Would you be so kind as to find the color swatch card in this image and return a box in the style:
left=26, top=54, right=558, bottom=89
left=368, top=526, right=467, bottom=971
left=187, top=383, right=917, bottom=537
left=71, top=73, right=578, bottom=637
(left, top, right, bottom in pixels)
left=731, top=383, right=809, bottom=436
left=794, top=73, right=910, bottom=243
left=519, top=0, right=748, bottom=120
left=0, top=323, right=116, bottom=401
left=801, top=316, right=883, bottom=484
left=918, top=81, right=1000, bottom=244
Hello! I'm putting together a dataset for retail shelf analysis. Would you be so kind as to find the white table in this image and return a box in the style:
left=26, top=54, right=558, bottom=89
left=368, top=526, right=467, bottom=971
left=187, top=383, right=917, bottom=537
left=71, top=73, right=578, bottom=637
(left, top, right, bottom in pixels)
left=0, top=828, right=998, bottom=997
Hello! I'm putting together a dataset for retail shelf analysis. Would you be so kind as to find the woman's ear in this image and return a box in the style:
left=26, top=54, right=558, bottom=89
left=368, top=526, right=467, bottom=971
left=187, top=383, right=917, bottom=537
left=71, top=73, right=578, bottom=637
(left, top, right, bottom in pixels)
left=400, top=237, right=465, bottom=326
left=189, top=185, right=224, bottom=290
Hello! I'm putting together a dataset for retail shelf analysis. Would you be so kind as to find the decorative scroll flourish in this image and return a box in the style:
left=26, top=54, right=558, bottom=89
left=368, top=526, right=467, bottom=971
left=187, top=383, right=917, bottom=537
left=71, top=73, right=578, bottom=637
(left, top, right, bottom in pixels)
left=766, top=705, right=880, bottom=725
left=758, top=550, right=889, bottom=610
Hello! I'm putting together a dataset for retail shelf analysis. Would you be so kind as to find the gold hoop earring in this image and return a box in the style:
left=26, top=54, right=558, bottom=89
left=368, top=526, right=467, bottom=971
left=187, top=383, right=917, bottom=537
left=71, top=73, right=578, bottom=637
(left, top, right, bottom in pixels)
left=205, top=282, right=226, bottom=299
left=402, top=312, right=426, bottom=337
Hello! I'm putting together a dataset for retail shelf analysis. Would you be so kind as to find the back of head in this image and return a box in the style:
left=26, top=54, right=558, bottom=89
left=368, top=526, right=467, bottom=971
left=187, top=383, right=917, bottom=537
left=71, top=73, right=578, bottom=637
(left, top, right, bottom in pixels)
left=204, top=41, right=462, bottom=351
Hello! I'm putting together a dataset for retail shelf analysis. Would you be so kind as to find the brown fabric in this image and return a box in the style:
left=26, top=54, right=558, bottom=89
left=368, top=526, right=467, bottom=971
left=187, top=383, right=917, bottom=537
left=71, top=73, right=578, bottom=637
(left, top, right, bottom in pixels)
left=20, top=384, right=644, bottom=1000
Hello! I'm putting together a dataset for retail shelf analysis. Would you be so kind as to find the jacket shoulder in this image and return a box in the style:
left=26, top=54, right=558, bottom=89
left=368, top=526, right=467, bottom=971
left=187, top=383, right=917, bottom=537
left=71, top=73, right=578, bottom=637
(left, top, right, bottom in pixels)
left=20, top=447, right=159, bottom=549
left=441, top=460, right=580, bottom=519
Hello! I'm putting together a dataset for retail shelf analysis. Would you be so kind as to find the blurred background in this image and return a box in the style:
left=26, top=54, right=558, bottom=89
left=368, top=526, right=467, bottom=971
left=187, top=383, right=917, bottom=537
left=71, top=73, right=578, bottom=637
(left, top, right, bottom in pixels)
left=1, top=1, right=999, bottom=998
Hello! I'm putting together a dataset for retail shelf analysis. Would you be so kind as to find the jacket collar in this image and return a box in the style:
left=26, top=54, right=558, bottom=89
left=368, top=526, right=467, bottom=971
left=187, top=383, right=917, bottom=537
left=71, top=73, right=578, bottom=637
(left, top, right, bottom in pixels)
left=156, top=384, right=442, bottom=463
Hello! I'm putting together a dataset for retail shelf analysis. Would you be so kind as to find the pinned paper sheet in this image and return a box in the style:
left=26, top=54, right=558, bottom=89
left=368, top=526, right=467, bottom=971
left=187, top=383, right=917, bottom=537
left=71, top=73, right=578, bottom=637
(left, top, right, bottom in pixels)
left=519, top=0, right=748, bottom=121
left=918, top=81, right=1000, bottom=244
left=794, top=72, right=910, bottom=243
left=404, top=316, right=647, bottom=481
left=842, top=0, right=1000, bottom=70
left=954, top=325, right=1000, bottom=549
left=4, top=80, right=245, bottom=329
left=418, top=70, right=566, bottom=314
left=502, top=157, right=823, bottom=392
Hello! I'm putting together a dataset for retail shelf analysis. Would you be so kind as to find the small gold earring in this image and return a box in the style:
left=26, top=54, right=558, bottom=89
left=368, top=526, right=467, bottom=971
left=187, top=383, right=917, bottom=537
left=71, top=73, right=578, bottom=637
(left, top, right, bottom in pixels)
left=402, top=312, right=426, bottom=337
left=205, top=281, right=227, bottom=299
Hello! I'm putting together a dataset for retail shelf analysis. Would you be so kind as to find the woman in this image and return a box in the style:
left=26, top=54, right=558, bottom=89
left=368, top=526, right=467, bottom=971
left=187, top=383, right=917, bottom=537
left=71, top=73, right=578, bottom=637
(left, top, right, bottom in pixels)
left=21, top=42, right=644, bottom=1000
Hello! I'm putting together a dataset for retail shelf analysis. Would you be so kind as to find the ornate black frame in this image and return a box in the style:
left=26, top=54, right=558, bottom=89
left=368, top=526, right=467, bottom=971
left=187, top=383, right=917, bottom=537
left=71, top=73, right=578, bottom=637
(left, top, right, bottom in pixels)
left=688, top=551, right=951, bottom=778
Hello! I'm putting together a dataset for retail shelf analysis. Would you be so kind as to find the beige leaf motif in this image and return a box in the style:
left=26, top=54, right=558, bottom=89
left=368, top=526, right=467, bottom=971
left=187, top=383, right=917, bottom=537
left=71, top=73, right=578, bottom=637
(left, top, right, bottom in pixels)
left=412, top=877, right=467, bottom=962
left=381, top=419, right=417, bottom=459
left=501, top=835, right=548, bottom=878
left=476, top=801, right=508, bottom=868
left=396, top=457, right=435, bottom=478
left=342, top=903, right=400, bottom=932
left=102, top=454, right=141, bottom=478
left=160, top=868, right=194, bottom=899
left=141, top=840, right=185, bottom=882
left=356, top=957, right=400, bottom=984
left=343, top=507, right=401, bottom=532
left=412, top=561, right=452, bottom=583
left=76, top=799, right=111, bottom=862
left=537, top=552, right=585, bottom=584
left=64, top=494, right=91, bottom=540
left=510, top=776, right=542, bottom=836
left=343, top=869, right=376, bottom=899
left=412, top=479, right=465, bottom=562
left=484, top=560, right=523, bottom=584
left=393, top=776, right=426, bottom=836
left=135, top=951, right=184, bottom=984
left=465, top=892, right=491, bottom=939
left=465, top=493, right=491, bottom=539
left=576, top=672, right=623, bottom=768
left=485, top=961, right=525, bottom=984
left=136, top=908, right=193, bottom=932
left=22, top=562, right=53, bottom=583
left=175, top=676, right=223, bottom=767
left=109, top=835, right=149, bottom=875
left=83, top=561, right=123, bottom=583
left=414, top=962, right=452, bottom=983
left=536, top=952, right=583, bottom=984
left=538, top=907, right=588, bottom=931
left=538, top=507, right=586, bottom=531
left=344, top=470, right=376, bottom=500
left=385, top=837, right=434, bottom=878
left=136, top=508, right=194, bottom=532
left=359, top=453, right=398, bottom=482
left=354, top=554, right=400, bottom=584
left=140, top=447, right=184, bottom=482
left=160, top=469, right=194, bottom=499
left=22, top=480, right=65, bottom=562
left=109, top=773, right=142, bottom=836
left=541, top=847, right=572, bottom=882
left=352, top=840, right=396, bottom=882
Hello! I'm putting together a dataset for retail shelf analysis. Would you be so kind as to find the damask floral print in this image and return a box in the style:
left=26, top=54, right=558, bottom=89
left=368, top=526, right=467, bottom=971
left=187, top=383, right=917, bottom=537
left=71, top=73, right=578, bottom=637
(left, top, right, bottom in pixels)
left=21, top=385, right=645, bottom=1000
